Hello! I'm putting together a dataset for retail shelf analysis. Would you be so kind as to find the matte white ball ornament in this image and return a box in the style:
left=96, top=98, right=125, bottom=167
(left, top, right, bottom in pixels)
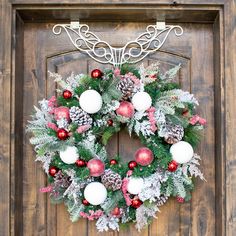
left=127, top=177, right=144, bottom=195
left=132, top=91, right=152, bottom=111
left=59, top=146, right=79, bottom=164
left=79, top=89, right=103, bottom=114
left=84, top=182, right=107, bottom=205
left=170, top=141, right=194, bottom=164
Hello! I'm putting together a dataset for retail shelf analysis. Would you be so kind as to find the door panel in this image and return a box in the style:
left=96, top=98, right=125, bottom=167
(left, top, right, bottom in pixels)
left=23, top=22, right=214, bottom=235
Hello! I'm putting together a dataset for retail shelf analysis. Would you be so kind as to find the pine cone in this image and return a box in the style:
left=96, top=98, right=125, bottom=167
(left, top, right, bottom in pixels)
left=101, top=169, right=122, bottom=191
left=156, top=195, right=168, bottom=206
left=164, top=122, right=184, bottom=144
left=69, top=106, right=93, bottom=126
left=117, top=77, right=135, bottom=100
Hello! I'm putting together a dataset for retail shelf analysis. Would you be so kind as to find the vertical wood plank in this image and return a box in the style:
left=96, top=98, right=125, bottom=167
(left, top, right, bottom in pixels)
left=0, top=1, right=12, bottom=236
left=224, top=0, right=236, bottom=235
left=213, top=11, right=225, bottom=236
left=11, top=11, right=25, bottom=236
left=23, top=23, right=48, bottom=236
left=190, top=24, right=215, bottom=236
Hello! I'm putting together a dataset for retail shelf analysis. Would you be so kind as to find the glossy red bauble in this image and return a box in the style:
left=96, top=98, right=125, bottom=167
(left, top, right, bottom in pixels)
left=82, top=199, right=90, bottom=206
left=110, top=159, right=118, bottom=165
left=57, top=128, right=69, bottom=140
left=75, top=159, right=87, bottom=167
left=116, top=101, right=134, bottom=118
left=91, top=69, right=103, bottom=79
left=135, top=147, right=154, bottom=166
left=49, top=166, right=59, bottom=177
left=168, top=160, right=178, bottom=172
left=107, top=119, right=113, bottom=126
left=131, top=198, right=143, bottom=208
left=128, top=161, right=138, bottom=170
left=63, top=90, right=72, bottom=99
left=87, top=158, right=105, bottom=177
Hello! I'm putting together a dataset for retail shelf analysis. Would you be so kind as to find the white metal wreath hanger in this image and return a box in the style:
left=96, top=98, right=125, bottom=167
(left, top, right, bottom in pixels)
left=52, top=21, right=183, bottom=68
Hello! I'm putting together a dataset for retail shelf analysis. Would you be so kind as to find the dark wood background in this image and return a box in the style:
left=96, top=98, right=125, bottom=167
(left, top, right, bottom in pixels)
left=0, top=1, right=235, bottom=236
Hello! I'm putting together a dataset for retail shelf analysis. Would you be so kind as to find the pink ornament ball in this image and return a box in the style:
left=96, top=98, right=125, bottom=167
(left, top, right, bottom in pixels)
left=87, top=159, right=105, bottom=177
left=135, top=147, right=154, bottom=166
left=116, top=101, right=134, bottom=118
left=54, top=106, right=70, bottom=121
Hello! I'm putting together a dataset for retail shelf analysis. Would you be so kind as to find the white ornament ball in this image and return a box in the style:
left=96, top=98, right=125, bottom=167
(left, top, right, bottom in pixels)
left=84, top=182, right=107, bottom=205
left=127, top=177, right=144, bottom=195
left=132, top=92, right=152, bottom=111
left=79, top=89, right=103, bottom=114
left=59, top=146, right=79, bottom=164
left=170, top=141, right=194, bottom=164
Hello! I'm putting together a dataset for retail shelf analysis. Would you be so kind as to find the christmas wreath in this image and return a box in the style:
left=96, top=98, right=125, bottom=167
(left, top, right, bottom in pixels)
left=27, top=63, right=206, bottom=232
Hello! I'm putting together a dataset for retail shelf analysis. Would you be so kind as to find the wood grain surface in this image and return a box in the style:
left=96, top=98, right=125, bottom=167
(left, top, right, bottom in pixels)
left=0, top=1, right=235, bottom=236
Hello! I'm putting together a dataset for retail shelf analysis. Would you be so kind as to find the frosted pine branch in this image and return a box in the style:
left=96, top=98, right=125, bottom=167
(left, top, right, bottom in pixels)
left=96, top=215, right=120, bottom=232
left=135, top=204, right=159, bottom=232
left=182, top=154, right=206, bottom=181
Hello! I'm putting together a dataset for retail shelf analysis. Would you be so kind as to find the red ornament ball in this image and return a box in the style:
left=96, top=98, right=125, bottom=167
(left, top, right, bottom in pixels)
left=110, top=159, right=118, bottom=165
left=176, top=196, right=185, bottom=203
left=111, top=207, right=121, bottom=217
left=107, top=119, right=113, bottom=126
left=135, top=147, right=154, bottom=166
left=75, top=159, right=87, bottom=167
left=49, top=166, right=59, bottom=177
left=82, top=199, right=90, bottom=206
left=128, top=161, right=138, bottom=170
left=116, top=101, right=134, bottom=118
left=131, top=198, right=143, bottom=208
left=63, top=90, right=72, bottom=99
left=91, top=69, right=103, bottom=79
left=57, top=128, right=69, bottom=140
left=87, top=158, right=105, bottom=177
left=168, top=160, right=178, bottom=172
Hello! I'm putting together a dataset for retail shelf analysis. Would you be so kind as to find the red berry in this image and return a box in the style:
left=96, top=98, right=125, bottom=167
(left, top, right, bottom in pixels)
left=111, top=207, right=121, bottom=217
left=128, top=161, right=138, bottom=170
left=182, top=109, right=189, bottom=117
left=76, top=159, right=87, bottom=167
left=107, top=119, right=113, bottom=126
left=49, top=166, right=59, bottom=177
left=57, top=128, right=69, bottom=140
left=168, top=160, right=178, bottom=172
left=82, top=199, right=90, bottom=206
left=91, top=69, right=103, bottom=79
left=176, top=196, right=185, bottom=203
left=131, top=198, right=143, bottom=208
left=63, top=90, right=72, bottom=99
left=110, top=159, right=118, bottom=165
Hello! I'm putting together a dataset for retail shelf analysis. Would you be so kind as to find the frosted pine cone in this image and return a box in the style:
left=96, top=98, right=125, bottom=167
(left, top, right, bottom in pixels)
left=164, top=122, right=184, bottom=144
left=69, top=106, right=93, bottom=126
left=101, top=169, right=122, bottom=191
left=117, top=77, right=135, bottom=100
left=156, top=195, right=168, bottom=206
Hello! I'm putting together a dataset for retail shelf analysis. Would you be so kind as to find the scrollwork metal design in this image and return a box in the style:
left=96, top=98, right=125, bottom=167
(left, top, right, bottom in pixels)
left=53, top=22, right=183, bottom=67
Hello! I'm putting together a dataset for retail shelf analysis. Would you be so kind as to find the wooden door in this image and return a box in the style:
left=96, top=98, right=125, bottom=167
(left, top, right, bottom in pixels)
left=21, top=21, right=214, bottom=236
